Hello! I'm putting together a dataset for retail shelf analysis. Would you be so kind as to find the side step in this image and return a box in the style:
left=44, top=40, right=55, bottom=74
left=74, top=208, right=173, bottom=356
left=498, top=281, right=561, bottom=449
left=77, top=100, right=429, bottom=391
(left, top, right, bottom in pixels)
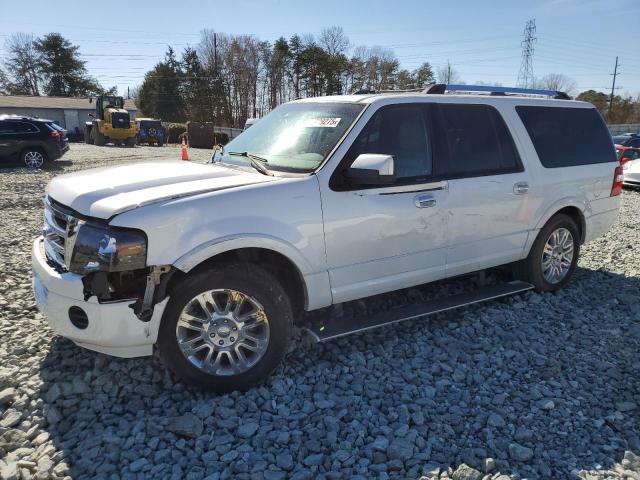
left=304, top=280, right=533, bottom=342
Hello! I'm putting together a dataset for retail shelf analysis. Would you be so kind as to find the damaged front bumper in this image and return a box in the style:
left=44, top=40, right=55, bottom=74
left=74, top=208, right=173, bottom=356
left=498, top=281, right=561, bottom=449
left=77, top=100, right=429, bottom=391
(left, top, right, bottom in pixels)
left=31, top=237, right=168, bottom=358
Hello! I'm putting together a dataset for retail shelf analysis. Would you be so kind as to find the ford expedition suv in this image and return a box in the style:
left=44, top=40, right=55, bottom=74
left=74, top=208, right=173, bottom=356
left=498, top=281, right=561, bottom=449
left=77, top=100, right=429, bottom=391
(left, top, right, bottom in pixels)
left=32, top=85, right=621, bottom=391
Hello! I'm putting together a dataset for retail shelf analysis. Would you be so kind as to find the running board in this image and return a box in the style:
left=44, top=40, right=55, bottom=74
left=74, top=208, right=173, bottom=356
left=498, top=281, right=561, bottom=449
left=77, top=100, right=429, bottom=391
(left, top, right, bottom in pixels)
left=304, top=280, right=533, bottom=342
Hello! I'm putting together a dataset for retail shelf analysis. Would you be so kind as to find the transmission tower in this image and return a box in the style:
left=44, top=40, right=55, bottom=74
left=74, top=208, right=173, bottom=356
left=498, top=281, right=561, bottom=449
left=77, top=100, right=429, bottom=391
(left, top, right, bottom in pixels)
left=517, top=19, right=537, bottom=88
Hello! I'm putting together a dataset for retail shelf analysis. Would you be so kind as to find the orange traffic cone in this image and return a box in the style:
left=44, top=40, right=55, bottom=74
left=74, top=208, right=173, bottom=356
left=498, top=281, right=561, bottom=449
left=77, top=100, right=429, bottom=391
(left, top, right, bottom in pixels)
left=181, top=137, right=189, bottom=161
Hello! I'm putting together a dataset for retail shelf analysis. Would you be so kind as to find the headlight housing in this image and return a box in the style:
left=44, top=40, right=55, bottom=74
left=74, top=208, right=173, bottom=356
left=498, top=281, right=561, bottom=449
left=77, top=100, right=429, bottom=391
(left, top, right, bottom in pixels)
left=67, top=221, right=147, bottom=274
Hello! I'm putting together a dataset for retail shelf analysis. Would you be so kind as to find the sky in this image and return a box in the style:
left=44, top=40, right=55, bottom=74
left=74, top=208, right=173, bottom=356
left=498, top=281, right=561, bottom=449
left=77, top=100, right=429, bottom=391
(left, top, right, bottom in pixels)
left=1, top=0, right=639, bottom=98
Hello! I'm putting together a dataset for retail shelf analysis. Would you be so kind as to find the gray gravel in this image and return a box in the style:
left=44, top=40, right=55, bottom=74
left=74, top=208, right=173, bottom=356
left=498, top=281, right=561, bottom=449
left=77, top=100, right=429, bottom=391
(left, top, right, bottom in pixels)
left=1, top=144, right=639, bottom=479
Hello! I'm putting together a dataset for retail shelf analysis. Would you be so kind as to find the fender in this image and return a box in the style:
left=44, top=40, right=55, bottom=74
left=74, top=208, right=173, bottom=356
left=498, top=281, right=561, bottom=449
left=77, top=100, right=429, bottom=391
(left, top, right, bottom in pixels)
left=172, top=233, right=333, bottom=310
left=524, top=196, right=589, bottom=256
left=174, top=233, right=315, bottom=274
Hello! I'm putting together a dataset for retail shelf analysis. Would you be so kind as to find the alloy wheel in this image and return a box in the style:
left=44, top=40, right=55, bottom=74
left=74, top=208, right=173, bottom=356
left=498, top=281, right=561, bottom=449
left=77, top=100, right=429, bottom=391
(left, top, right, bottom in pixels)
left=175, top=289, right=270, bottom=376
left=24, top=151, right=44, bottom=168
left=541, top=227, right=574, bottom=284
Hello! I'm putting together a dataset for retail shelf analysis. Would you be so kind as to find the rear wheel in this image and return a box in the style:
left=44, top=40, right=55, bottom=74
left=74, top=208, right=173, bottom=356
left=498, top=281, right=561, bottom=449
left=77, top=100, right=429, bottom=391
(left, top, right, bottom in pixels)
left=21, top=149, right=47, bottom=169
left=158, top=262, right=292, bottom=392
left=520, top=214, right=580, bottom=292
left=125, top=136, right=136, bottom=147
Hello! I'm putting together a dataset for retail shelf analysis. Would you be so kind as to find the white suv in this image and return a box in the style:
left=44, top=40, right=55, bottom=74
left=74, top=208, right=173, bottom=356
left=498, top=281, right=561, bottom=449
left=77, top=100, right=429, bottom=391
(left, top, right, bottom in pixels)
left=32, top=85, right=622, bottom=391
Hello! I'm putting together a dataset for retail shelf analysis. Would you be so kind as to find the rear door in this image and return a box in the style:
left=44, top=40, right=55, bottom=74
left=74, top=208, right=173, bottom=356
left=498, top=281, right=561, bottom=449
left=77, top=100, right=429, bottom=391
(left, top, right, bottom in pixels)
left=431, top=103, right=534, bottom=276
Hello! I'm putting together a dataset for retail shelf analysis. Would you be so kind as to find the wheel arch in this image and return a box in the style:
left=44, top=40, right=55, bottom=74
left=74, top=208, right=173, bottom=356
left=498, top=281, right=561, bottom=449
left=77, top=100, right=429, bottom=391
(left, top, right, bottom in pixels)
left=171, top=238, right=319, bottom=315
left=525, top=200, right=588, bottom=257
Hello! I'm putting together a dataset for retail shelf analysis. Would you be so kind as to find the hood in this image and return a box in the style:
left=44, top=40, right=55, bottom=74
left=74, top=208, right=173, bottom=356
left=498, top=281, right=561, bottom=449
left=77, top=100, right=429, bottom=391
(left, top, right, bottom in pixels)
left=46, top=161, right=277, bottom=219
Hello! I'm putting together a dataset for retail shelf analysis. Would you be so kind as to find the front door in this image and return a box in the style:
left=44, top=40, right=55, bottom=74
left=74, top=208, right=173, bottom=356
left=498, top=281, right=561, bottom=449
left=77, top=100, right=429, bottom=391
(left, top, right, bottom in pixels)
left=318, top=103, right=449, bottom=304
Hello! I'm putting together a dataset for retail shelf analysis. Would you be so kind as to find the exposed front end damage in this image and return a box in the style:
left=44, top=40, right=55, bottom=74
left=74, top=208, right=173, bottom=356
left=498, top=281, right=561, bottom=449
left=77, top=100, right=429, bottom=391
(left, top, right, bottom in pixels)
left=81, top=265, right=175, bottom=321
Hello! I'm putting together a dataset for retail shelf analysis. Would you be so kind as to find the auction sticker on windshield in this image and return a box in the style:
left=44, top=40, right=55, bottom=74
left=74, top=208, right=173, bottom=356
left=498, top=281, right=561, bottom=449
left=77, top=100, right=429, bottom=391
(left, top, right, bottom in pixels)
left=303, top=117, right=341, bottom=128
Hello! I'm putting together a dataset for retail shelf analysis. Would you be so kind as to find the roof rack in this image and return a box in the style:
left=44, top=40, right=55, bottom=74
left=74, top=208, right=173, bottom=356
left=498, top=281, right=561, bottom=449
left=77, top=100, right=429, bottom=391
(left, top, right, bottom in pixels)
left=353, top=88, right=423, bottom=95
left=423, top=84, right=571, bottom=99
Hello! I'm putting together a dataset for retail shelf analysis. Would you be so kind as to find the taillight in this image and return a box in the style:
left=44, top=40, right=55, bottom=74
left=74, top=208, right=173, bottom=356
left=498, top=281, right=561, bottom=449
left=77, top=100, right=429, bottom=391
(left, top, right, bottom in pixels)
left=50, top=131, right=60, bottom=138
left=611, top=165, right=623, bottom=196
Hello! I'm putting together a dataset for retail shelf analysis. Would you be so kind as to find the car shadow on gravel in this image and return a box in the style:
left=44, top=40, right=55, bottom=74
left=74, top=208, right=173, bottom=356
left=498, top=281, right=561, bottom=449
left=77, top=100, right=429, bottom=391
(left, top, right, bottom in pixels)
left=34, top=265, right=640, bottom=479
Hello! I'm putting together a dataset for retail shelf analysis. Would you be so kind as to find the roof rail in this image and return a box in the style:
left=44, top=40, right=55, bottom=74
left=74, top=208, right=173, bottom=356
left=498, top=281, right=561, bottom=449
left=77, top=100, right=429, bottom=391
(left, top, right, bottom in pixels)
left=352, top=88, right=423, bottom=95
left=424, top=84, right=571, bottom=100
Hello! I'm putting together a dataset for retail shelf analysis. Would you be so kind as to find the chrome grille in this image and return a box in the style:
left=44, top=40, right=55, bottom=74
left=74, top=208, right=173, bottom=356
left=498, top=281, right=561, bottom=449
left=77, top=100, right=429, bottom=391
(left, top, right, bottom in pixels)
left=43, top=197, right=75, bottom=270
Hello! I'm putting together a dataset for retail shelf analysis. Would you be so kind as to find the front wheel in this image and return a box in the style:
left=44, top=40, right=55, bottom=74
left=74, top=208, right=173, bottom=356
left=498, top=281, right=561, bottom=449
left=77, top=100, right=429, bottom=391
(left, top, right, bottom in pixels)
left=157, top=262, right=292, bottom=392
left=521, top=214, right=580, bottom=292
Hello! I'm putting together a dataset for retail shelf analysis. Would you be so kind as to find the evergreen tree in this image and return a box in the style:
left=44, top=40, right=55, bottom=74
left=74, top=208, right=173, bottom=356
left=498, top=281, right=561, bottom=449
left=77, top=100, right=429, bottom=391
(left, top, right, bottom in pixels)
left=137, top=48, right=186, bottom=122
left=35, top=33, right=103, bottom=96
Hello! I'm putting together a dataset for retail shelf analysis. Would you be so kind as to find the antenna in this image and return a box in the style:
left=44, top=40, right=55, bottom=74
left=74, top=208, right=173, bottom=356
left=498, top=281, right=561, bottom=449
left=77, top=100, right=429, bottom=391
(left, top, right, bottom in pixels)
left=517, top=19, right=537, bottom=88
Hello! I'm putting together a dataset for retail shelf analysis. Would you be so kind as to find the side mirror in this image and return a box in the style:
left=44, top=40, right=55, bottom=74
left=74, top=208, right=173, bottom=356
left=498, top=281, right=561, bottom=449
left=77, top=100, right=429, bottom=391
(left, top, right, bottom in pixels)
left=344, top=154, right=395, bottom=185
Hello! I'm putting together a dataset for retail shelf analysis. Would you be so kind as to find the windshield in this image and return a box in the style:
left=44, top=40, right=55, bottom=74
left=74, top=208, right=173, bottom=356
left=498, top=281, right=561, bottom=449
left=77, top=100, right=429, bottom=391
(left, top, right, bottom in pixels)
left=212, top=102, right=364, bottom=173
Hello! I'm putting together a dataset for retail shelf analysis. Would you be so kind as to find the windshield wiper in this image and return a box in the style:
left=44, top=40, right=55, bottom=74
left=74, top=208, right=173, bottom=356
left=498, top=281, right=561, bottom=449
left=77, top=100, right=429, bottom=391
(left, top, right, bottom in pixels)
left=227, top=151, right=273, bottom=176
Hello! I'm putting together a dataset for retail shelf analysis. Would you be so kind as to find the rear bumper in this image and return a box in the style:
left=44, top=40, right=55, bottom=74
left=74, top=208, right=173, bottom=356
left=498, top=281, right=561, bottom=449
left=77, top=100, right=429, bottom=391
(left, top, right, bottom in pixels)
left=623, top=170, right=640, bottom=186
left=31, top=237, right=167, bottom=357
left=46, top=142, right=69, bottom=160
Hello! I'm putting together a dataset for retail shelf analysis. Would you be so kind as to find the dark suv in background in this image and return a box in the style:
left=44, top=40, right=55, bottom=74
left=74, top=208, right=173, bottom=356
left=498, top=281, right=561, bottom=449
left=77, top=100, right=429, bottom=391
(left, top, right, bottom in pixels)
left=0, top=115, right=69, bottom=168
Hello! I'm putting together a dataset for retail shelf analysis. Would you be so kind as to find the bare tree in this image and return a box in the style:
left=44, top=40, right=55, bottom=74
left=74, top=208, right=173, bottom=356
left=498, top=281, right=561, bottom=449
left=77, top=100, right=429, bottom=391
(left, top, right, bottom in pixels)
left=0, top=68, right=10, bottom=94
left=3, top=33, right=42, bottom=95
left=536, top=73, right=578, bottom=96
left=436, top=62, right=460, bottom=84
left=319, top=26, right=350, bottom=57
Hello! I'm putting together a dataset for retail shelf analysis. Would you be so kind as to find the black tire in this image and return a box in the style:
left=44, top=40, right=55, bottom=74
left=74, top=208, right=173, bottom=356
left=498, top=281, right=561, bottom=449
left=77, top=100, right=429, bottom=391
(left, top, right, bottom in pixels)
left=94, top=128, right=106, bottom=146
left=157, top=139, right=164, bottom=147
left=158, top=262, right=293, bottom=392
left=21, top=148, right=48, bottom=169
left=519, top=214, right=580, bottom=292
left=125, top=136, right=136, bottom=147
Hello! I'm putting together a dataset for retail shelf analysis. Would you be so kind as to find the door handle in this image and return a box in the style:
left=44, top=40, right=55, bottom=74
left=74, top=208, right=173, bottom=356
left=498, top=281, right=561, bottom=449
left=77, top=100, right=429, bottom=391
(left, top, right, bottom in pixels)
left=414, top=194, right=436, bottom=208
left=513, top=182, right=529, bottom=195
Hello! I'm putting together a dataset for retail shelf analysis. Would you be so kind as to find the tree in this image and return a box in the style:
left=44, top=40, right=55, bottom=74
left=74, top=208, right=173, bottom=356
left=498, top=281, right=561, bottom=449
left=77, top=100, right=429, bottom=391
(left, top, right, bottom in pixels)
left=319, top=26, right=350, bottom=57
left=3, top=33, right=42, bottom=95
left=412, top=63, right=435, bottom=88
left=182, top=47, right=213, bottom=121
left=436, top=62, right=460, bottom=84
left=35, top=33, right=104, bottom=96
left=0, top=68, right=10, bottom=95
left=536, top=73, right=577, bottom=96
left=136, top=47, right=186, bottom=122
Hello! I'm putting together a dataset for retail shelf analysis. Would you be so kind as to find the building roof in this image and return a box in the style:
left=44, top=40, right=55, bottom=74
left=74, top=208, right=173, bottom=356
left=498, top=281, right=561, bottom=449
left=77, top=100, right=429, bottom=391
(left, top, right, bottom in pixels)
left=0, top=95, right=137, bottom=110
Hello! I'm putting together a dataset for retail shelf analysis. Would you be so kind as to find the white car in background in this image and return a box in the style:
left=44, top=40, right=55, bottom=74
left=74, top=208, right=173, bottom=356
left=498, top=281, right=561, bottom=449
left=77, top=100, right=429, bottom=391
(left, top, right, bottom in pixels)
left=32, top=84, right=621, bottom=392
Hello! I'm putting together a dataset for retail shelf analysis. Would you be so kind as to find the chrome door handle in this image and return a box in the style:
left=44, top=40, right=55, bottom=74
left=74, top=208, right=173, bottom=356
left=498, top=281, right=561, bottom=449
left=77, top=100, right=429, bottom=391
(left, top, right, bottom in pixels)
left=513, top=182, right=529, bottom=195
left=415, top=194, right=436, bottom=208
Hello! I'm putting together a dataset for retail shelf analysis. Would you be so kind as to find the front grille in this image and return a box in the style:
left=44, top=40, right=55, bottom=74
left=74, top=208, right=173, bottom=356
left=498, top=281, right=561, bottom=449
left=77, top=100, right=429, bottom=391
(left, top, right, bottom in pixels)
left=43, top=197, right=76, bottom=271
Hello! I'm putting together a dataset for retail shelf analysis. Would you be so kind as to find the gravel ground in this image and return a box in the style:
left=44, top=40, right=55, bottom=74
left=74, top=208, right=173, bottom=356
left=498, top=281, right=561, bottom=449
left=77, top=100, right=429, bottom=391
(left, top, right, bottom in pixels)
left=1, top=143, right=639, bottom=480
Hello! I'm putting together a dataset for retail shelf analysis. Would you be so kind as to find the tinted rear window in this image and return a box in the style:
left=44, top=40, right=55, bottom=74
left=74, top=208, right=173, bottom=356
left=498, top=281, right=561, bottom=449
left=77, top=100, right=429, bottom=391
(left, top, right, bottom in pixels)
left=432, top=104, right=522, bottom=178
left=516, top=106, right=616, bottom=168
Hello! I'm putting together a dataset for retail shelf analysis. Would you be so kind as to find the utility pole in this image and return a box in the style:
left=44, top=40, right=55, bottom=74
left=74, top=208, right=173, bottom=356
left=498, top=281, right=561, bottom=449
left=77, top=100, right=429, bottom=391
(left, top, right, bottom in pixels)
left=127, top=86, right=130, bottom=99
left=609, top=56, right=620, bottom=115
left=446, top=61, right=452, bottom=84
left=517, top=19, right=537, bottom=88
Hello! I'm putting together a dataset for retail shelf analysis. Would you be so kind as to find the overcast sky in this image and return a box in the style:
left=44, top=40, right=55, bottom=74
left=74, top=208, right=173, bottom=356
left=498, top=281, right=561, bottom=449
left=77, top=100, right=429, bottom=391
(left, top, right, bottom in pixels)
left=1, top=0, right=638, bottom=97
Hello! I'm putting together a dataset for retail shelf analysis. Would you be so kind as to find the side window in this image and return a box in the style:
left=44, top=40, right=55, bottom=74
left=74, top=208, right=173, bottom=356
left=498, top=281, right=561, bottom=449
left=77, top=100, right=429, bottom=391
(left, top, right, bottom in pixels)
left=0, top=121, right=19, bottom=134
left=16, top=122, right=38, bottom=133
left=630, top=139, right=640, bottom=148
left=516, top=106, right=617, bottom=167
left=432, top=104, right=522, bottom=178
left=339, top=104, right=432, bottom=187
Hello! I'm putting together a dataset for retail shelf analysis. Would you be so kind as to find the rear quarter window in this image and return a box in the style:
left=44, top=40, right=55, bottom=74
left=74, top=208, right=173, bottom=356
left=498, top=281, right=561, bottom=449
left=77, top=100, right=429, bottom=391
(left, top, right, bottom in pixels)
left=516, top=106, right=616, bottom=168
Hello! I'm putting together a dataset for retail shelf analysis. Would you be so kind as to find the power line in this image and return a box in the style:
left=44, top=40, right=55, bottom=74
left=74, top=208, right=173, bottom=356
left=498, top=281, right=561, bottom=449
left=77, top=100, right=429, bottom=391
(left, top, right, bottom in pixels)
left=517, top=19, right=536, bottom=88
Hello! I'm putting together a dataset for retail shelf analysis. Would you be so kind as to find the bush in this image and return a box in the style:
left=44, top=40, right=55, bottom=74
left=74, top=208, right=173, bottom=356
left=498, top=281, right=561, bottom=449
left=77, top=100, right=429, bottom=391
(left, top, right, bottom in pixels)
left=167, top=123, right=187, bottom=143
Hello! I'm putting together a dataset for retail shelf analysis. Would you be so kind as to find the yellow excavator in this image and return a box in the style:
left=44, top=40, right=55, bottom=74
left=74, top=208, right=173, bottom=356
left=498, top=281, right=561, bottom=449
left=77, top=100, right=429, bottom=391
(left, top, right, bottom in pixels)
left=84, top=95, right=138, bottom=147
